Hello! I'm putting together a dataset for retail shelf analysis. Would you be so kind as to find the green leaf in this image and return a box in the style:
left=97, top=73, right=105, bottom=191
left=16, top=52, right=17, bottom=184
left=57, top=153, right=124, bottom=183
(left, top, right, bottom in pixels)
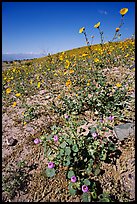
left=68, top=185, right=77, bottom=195
left=47, top=148, right=52, bottom=156
left=108, top=143, right=116, bottom=151
left=91, top=191, right=97, bottom=199
left=94, top=167, right=101, bottom=176
left=89, top=127, right=96, bottom=134
left=67, top=139, right=73, bottom=145
left=65, top=147, right=71, bottom=155
left=67, top=170, right=75, bottom=178
left=83, top=179, right=91, bottom=186
left=100, top=149, right=107, bottom=161
left=60, top=149, right=64, bottom=156
left=45, top=168, right=55, bottom=178
left=60, top=141, right=67, bottom=148
left=65, top=158, right=71, bottom=166
left=93, top=141, right=99, bottom=146
left=81, top=192, right=91, bottom=202
left=72, top=144, right=79, bottom=152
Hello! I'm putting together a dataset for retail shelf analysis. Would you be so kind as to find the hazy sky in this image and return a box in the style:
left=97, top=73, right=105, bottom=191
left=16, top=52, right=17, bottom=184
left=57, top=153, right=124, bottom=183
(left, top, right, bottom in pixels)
left=2, top=2, right=135, bottom=54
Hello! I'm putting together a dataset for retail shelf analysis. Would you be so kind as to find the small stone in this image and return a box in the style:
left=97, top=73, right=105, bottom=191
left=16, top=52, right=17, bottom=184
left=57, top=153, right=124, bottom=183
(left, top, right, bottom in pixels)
left=26, top=126, right=34, bottom=132
left=6, top=137, right=18, bottom=146
left=45, top=94, right=52, bottom=99
left=114, top=123, right=135, bottom=141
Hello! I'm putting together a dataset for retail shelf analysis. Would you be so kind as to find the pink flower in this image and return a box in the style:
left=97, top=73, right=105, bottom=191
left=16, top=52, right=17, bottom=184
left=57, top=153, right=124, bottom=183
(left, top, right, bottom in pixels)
left=71, top=176, right=77, bottom=183
left=64, top=114, right=69, bottom=119
left=53, top=135, right=58, bottom=142
left=48, top=162, right=55, bottom=169
left=34, top=138, right=41, bottom=144
left=82, top=185, right=88, bottom=193
left=108, top=115, right=114, bottom=121
left=92, top=132, right=97, bottom=138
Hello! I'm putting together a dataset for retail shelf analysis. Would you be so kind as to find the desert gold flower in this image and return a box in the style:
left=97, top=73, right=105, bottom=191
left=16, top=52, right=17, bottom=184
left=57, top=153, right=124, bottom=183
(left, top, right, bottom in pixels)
left=120, top=8, right=128, bottom=16
left=69, top=69, right=74, bottom=74
left=125, top=54, right=129, bottom=58
left=94, top=58, right=99, bottom=63
left=57, top=95, right=61, bottom=99
left=116, top=83, right=122, bottom=88
left=37, top=82, right=41, bottom=88
left=30, top=79, right=33, bottom=84
left=116, top=27, right=120, bottom=32
left=54, top=73, right=58, bottom=76
left=94, top=22, right=100, bottom=28
left=65, top=60, right=70, bottom=68
left=6, top=88, right=12, bottom=94
left=87, top=83, right=90, bottom=86
left=12, top=102, right=17, bottom=107
left=15, top=93, right=21, bottom=97
left=79, top=27, right=85, bottom=33
left=59, top=55, right=64, bottom=60
left=66, top=79, right=72, bottom=86
left=82, top=53, right=88, bottom=57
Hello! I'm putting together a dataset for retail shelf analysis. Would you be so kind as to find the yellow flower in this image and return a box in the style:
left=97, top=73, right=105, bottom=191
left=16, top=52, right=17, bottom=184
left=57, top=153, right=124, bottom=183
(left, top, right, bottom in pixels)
left=94, top=58, right=99, bottom=63
left=82, top=53, right=88, bottom=57
left=76, top=94, right=78, bottom=97
left=59, top=55, right=64, bottom=61
left=24, top=121, right=27, bottom=125
left=79, top=27, right=85, bottom=33
left=125, top=54, right=129, bottom=58
left=66, top=79, right=72, bottom=86
left=116, top=27, right=120, bottom=32
left=87, top=83, right=90, bottom=86
left=65, top=60, right=70, bottom=69
left=69, top=69, right=74, bottom=74
left=16, top=93, right=21, bottom=97
left=120, top=8, right=128, bottom=16
left=37, top=82, right=41, bottom=88
left=116, top=83, right=122, bottom=88
left=30, top=79, right=33, bottom=84
left=57, top=95, right=61, bottom=99
left=6, top=88, right=12, bottom=94
left=12, top=102, right=17, bottom=107
left=94, top=22, right=100, bottom=28
left=54, top=73, right=58, bottom=76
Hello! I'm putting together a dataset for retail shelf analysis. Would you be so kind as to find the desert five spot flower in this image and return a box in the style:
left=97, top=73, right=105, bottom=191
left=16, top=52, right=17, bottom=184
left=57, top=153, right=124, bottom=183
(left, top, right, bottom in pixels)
left=53, top=135, right=58, bottom=142
left=34, top=138, right=41, bottom=144
left=71, top=176, right=77, bottom=183
left=48, top=162, right=55, bottom=169
left=82, top=185, right=89, bottom=193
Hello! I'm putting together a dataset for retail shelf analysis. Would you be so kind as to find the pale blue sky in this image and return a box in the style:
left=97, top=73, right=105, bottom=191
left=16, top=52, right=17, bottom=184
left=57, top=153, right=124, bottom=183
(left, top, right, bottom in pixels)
left=2, top=2, right=135, bottom=54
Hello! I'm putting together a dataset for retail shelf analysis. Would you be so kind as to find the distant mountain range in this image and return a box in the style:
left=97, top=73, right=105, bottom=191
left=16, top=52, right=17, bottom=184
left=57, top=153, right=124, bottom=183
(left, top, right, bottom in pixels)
left=2, top=53, right=46, bottom=62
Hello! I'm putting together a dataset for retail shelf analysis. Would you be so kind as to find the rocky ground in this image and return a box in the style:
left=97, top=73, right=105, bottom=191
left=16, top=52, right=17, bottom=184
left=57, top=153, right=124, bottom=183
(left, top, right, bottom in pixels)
left=2, top=60, right=135, bottom=202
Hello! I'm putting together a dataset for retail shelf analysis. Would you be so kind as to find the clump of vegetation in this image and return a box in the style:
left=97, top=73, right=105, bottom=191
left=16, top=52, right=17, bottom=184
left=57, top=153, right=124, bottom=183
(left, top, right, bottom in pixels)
left=2, top=6, right=135, bottom=202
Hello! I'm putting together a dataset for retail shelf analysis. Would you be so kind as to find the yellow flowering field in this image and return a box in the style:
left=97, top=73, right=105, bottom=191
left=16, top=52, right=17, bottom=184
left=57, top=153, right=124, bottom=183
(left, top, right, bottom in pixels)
left=2, top=7, right=135, bottom=202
